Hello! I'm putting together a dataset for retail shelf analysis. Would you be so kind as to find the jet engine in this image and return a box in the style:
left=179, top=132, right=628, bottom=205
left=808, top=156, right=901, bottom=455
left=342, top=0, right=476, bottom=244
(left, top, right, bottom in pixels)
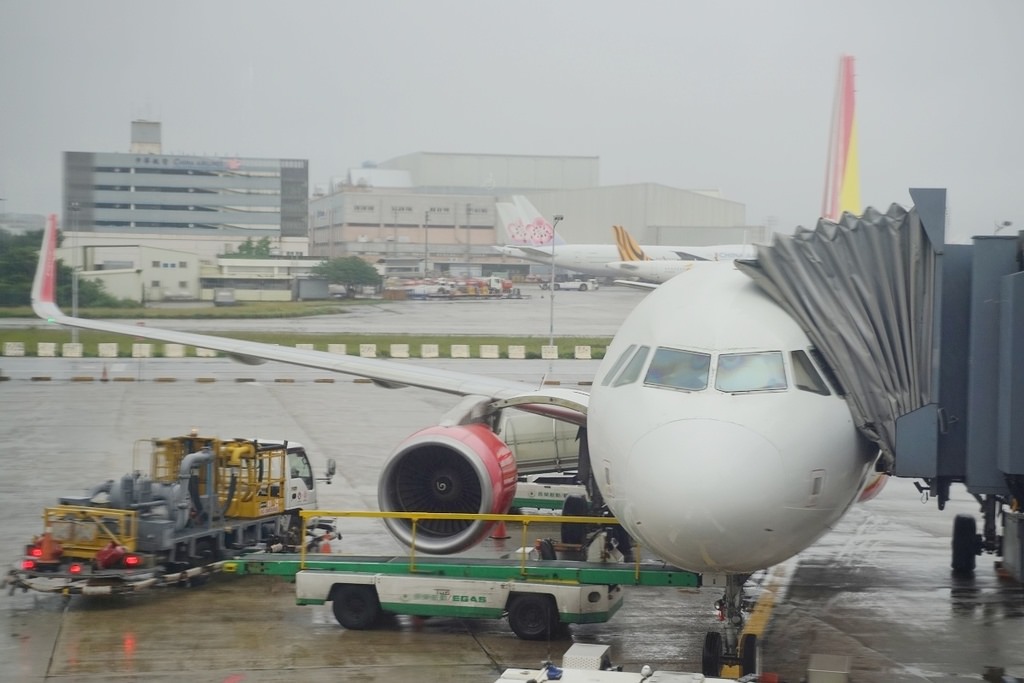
left=377, top=423, right=518, bottom=554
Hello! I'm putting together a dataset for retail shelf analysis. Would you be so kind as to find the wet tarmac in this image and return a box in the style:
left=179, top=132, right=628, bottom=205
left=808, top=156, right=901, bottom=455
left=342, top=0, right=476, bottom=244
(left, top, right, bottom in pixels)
left=1, top=290, right=1022, bottom=682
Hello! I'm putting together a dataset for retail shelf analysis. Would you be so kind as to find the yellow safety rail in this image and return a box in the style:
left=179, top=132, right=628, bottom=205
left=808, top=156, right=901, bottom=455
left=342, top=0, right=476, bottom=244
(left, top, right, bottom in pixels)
left=43, top=505, right=139, bottom=559
left=299, top=510, right=647, bottom=580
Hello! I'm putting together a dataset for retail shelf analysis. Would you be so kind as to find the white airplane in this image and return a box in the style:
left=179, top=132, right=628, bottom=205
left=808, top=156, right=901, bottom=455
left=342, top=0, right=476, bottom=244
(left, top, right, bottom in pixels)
left=607, top=225, right=757, bottom=284
left=32, top=215, right=877, bottom=675
left=493, top=197, right=745, bottom=279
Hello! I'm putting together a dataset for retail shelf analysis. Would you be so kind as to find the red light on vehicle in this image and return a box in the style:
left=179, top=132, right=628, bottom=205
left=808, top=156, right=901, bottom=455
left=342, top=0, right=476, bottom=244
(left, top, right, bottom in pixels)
left=123, top=554, right=141, bottom=568
left=29, top=546, right=43, bottom=558
left=69, top=563, right=83, bottom=574
left=21, top=559, right=36, bottom=571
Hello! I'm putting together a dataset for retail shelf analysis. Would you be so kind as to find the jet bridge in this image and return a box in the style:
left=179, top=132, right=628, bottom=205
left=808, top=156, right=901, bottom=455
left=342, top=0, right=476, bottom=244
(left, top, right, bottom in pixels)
left=737, top=188, right=1024, bottom=580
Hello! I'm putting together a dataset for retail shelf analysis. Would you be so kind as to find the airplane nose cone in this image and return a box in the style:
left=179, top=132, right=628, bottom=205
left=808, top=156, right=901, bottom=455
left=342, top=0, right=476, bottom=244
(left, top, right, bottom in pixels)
left=619, top=419, right=785, bottom=572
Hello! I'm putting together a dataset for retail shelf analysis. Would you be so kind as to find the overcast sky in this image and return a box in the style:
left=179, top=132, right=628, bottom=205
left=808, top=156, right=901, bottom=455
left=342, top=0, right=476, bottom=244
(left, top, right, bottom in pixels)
left=1, top=1, right=1021, bottom=243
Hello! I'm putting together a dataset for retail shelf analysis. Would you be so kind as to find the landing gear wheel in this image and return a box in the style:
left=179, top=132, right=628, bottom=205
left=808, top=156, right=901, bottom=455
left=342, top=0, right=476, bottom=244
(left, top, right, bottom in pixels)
left=507, top=593, right=558, bottom=640
left=952, top=514, right=978, bottom=574
left=560, top=495, right=590, bottom=545
left=701, top=631, right=722, bottom=677
left=331, top=584, right=381, bottom=630
left=740, top=633, right=759, bottom=676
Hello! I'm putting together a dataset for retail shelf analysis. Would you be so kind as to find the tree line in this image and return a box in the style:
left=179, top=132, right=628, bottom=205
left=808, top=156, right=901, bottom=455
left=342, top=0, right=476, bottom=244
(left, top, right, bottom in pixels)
left=0, top=229, right=382, bottom=307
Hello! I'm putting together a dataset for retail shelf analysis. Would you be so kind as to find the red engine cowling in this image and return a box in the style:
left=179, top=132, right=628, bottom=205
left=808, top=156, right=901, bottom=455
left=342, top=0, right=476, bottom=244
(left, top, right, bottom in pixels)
left=377, top=423, right=518, bottom=554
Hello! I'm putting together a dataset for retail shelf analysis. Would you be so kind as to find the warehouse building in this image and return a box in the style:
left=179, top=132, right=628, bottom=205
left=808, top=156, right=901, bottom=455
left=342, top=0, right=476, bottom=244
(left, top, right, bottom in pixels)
left=309, top=151, right=763, bottom=277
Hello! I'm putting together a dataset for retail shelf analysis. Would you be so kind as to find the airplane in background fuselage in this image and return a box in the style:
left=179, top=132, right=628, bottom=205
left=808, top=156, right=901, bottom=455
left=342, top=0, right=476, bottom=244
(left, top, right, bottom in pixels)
left=493, top=197, right=749, bottom=279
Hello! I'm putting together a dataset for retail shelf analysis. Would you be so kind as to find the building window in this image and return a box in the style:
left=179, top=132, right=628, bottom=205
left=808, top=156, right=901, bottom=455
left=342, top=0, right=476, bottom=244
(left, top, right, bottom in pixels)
left=179, top=261, right=188, bottom=268
left=151, top=261, right=160, bottom=268
left=178, top=281, right=187, bottom=289
left=151, top=280, right=160, bottom=287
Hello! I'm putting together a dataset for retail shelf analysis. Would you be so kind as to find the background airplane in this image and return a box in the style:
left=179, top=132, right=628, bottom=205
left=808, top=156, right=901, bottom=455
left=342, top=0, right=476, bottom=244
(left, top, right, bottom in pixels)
left=493, top=196, right=743, bottom=279
left=33, top=213, right=878, bottom=675
left=608, top=225, right=757, bottom=284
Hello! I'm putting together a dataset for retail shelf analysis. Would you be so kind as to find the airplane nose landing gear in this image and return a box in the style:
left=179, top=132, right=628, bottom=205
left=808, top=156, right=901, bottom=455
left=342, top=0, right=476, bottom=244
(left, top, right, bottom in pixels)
left=702, top=574, right=759, bottom=677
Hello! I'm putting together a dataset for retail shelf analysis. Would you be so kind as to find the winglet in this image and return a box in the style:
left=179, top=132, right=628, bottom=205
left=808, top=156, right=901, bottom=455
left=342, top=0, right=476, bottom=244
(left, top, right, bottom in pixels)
left=31, top=214, right=63, bottom=321
left=612, top=225, right=650, bottom=261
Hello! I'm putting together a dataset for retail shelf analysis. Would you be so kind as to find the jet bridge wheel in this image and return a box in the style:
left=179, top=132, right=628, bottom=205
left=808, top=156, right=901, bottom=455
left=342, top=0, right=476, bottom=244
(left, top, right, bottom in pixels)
left=701, top=631, right=723, bottom=676
left=507, top=593, right=559, bottom=640
left=330, top=584, right=382, bottom=630
left=952, top=514, right=978, bottom=574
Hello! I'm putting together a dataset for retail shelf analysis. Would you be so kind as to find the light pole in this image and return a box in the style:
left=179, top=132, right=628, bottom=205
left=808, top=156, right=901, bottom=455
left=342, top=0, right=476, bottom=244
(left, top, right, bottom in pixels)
left=548, top=214, right=563, bottom=347
left=392, top=206, right=399, bottom=261
left=995, top=220, right=1013, bottom=234
left=70, top=201, right=80, bottom=343
left=423, top=209, right=430, bottom=276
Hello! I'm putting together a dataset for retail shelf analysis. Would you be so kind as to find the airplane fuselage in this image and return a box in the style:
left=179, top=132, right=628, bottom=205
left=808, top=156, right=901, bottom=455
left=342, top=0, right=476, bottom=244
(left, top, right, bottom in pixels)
left=588, top=262, right=875, bottom=574
left=496, top=244, right=687, bottom=279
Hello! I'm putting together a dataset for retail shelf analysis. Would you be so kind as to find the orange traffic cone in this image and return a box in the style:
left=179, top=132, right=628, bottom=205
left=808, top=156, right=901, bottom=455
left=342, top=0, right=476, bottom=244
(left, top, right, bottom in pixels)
left=490, top=522, right=510, bottom=540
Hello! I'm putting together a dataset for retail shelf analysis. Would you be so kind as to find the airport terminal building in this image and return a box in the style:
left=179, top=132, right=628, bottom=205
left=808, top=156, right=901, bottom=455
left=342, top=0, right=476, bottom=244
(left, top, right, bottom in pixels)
left=62, top=121, right=309, bottom=262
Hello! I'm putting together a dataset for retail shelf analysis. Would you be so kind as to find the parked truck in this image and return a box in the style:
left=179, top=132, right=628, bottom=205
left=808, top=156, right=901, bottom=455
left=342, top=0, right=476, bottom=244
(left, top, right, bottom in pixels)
left=6, top=432, right=337, bottom=595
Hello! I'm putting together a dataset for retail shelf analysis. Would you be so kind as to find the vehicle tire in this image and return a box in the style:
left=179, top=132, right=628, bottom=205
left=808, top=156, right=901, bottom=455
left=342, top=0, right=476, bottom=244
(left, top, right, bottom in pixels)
left=331, top=584, right=382, bottom=630
left=740, top=633, right=758, bottom=677
left=537, top=539, right=557, bottom=560
left=554, top=283, right=561, bottom=290
left=560, top=495, right=590, bottom=545
left=952, top=514, right=977, bottom=574
left=579, top=284, right=587, bottom=291
left=507, top=593, right=558, bottom=640
left=702, top=631, right=722, bottom=677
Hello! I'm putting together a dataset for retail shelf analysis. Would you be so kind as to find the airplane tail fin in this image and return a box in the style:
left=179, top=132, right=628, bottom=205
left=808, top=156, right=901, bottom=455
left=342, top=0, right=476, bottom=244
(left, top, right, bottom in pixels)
left=31, top=214, right=62, bottom=321
left=821, top=54, right=861, bottom=221
left=509, top=195, right=566, bottom=246
left=496, top=202, right=526, bottom=245
left=612, top=225, right=651, bottom=261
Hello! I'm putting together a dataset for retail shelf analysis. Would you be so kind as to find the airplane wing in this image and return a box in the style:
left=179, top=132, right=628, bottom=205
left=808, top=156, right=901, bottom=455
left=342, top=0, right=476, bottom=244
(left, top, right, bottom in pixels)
left=612, top=280, right=658, bottom=291
left=32, top=216, right=587, bottom=424
left=508, top=245, right=554, bottom=259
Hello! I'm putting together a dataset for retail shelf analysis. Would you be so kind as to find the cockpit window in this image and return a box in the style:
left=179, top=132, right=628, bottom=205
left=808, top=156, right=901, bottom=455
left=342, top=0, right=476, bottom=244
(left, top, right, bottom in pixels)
left=714, top=351, right=787, bottom=392
left=611, top=345, right=650, bottom=387
left=790, top=350, right=830, bottom=396
left=600, top=344, right=637, bottom=386
left=644, top=347, right=711, bottom=391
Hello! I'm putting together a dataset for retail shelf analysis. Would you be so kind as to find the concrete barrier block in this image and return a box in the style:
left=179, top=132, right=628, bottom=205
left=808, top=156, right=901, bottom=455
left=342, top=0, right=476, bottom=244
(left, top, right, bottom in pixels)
left=62, top=343, right=83, bottom=358
left=508, top=345, right=526, bottom=360
left=421, top=344, right=439, bottom=359
left=132, top=343, right=153, bottom=358
left=541, top=345, right=559, bottom=360
left=37, top=342, right=57, bottom=357
left=359, top=344, right=377, bottom=358
left=98, top=343, right=119, bottom=358
left=3, top=342, right=25, bottom=357
left=328, top=343, right=348, bottom=355
left=451, top=344, right=470, bottom=359
left=574, top=345, right=592, bottom=360
left=196, top=348, right=218, bottom=358
left=164, top=344, right=186, bottom=358
left=480, top=344, right=499, bottom=359
left=296, top=343, right=315, bottom=351
left=390, top=344, right=410, bottom=358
